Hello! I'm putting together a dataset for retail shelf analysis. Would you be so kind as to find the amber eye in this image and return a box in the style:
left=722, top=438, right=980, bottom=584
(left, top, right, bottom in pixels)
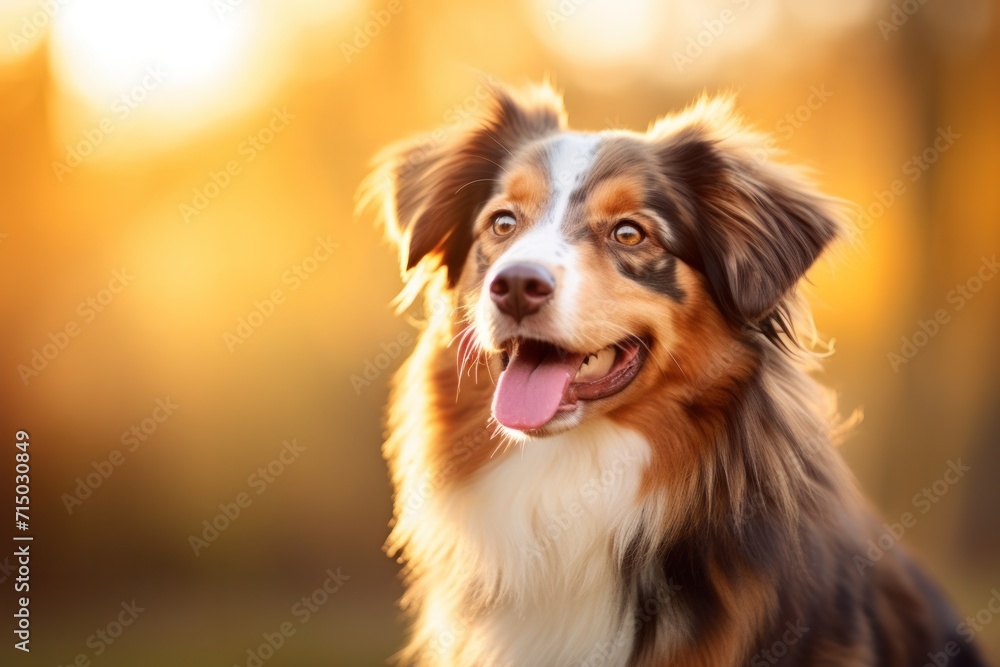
left=492, top=212, right=517, bottom=236
left=612, top=221, right=645, bottom=246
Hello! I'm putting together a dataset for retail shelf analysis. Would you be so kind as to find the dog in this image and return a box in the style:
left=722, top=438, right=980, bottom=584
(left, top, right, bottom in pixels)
left=363, top=82, right=988, bottom=667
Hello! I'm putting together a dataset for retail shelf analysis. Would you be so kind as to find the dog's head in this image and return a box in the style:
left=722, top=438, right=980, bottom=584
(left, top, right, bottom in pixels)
left=368, top=83, right=842, bottom=437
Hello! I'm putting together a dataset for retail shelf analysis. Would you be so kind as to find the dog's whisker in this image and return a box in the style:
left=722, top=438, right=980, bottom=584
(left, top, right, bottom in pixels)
left=487, top=420, right=510, bottom=459
left=471, top=152, right=510, bottom=176
left=666, top=349, right=689, bottom=382
left=483, top=350, right=497, bottom=385
left=447, top=322, right=475, bottom=348
left=455, top=177, right=502, bottom=195
left=485, top=131, right=515, bottom=159
left=453, top=325, right=478, bottom=398
left=474, top=347, right=487, bottom=384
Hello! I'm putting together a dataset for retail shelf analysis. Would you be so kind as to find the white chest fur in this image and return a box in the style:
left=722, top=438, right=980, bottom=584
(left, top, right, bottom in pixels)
left=413, top=419, right=655, bottom=667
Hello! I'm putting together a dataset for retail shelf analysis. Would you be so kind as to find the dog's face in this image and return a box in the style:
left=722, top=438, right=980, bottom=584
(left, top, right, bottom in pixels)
left=462, top=133, right=686, bottom=436
left=372, top=85, right=841, bottom=437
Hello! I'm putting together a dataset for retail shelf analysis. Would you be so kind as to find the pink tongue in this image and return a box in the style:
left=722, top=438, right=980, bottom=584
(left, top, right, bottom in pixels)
left=492, top=341, right=583, bottom=431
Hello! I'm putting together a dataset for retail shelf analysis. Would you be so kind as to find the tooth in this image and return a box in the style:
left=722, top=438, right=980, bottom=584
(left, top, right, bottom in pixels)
left=574, top=346, right=617, bottom=382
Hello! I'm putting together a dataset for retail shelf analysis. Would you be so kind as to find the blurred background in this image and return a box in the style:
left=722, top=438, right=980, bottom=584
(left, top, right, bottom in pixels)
left=0, top=0, right=997, bottom=664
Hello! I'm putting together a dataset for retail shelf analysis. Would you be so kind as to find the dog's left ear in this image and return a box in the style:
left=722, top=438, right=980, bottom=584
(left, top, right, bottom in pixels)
left=653, top=97, right=843, bottom=326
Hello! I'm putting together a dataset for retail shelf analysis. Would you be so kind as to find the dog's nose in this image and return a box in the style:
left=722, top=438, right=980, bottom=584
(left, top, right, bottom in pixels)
left=490, top=263, right=555, bottom=322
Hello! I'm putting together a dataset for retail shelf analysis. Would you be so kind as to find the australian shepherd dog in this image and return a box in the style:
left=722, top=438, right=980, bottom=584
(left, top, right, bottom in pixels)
left=363, top=82, right=988, bottom=667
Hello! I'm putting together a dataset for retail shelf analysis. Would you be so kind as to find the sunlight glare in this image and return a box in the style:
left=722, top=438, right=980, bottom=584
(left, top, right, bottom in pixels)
left=529, top=0, right=662, bottom=71
left=49, top=0, right=268, bottom=148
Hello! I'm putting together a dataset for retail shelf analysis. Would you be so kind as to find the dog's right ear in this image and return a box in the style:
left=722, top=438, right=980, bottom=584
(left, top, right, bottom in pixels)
left=362, top=83, right=565, bottom=289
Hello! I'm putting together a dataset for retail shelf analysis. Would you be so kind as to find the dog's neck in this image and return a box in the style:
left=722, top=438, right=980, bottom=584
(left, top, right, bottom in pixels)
left=387, top=319, right=856, bottom=666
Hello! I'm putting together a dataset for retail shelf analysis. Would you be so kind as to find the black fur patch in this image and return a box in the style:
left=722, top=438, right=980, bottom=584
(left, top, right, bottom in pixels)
left=614, top=254, right=685, bottom=301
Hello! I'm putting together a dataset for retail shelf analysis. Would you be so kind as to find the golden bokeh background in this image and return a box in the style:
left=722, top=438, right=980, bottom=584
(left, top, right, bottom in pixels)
left=0, top=0, right=998, bottom=664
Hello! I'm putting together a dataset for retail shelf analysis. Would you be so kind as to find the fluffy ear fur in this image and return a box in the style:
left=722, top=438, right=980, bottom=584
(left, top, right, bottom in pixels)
left=652, top=98, right=843, bottom=331
left=363, top=83, right=565, bottom=288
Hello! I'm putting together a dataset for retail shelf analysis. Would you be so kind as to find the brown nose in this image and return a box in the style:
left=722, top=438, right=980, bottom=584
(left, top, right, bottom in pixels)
left=490, top=263, right=555, bottom=322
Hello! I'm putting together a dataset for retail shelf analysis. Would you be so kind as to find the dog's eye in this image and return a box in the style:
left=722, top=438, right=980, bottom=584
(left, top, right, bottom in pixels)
left=612, top=221, right=645, bottom=246
left=492, top=212, right=517, bottom=237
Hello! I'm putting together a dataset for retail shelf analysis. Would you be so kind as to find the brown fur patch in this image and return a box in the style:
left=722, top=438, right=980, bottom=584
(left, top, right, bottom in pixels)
left=503, top=160, right=550, bottom=210
left=586, top=175, right=647, bottom=222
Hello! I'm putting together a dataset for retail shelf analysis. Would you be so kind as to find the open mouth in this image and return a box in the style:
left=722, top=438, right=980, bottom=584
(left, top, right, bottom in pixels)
left=492, top=336, right=648, bottom=432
